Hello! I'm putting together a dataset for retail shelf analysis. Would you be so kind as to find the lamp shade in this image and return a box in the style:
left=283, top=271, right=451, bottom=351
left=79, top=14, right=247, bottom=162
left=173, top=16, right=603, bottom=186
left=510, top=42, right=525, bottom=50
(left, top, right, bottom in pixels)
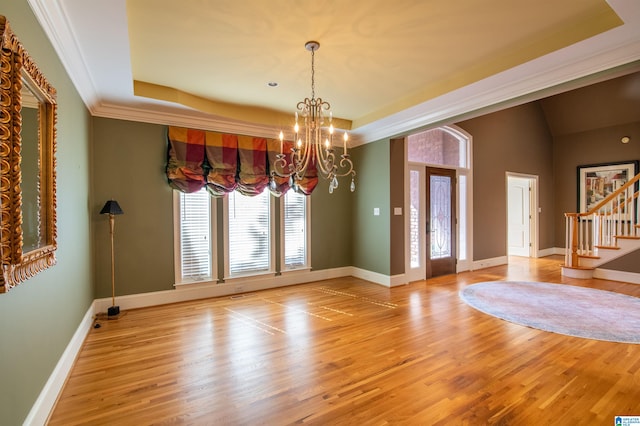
left=100, top=200, right=124, bottom=215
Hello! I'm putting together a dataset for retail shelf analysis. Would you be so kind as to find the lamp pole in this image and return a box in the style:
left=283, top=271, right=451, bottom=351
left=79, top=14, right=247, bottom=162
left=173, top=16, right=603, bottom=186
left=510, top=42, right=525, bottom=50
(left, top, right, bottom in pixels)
left=100, top=200, right=123, bottom=317
left=108, top=213, right=117, bottom=313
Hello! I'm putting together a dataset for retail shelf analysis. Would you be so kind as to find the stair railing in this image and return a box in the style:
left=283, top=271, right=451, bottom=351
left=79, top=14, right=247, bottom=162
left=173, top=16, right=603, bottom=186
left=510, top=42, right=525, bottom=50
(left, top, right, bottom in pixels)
left=565, top=172, right=640, bottom=267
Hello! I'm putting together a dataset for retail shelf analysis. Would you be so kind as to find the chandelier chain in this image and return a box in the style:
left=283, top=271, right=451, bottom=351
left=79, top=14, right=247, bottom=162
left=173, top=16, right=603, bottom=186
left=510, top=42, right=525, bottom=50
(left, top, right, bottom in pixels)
left=310, top=47, right=315, bottom=100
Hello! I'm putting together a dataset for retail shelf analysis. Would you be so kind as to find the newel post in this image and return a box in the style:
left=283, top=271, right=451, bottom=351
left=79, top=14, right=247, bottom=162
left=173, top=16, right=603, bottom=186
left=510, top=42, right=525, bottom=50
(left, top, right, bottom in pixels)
left=565, top=213, right=579, bottom=267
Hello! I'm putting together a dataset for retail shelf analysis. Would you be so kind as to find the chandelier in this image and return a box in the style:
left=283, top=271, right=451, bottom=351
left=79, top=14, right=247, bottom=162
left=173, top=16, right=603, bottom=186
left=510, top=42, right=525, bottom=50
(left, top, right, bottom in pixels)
left=272, top=41, right=356, bottom=194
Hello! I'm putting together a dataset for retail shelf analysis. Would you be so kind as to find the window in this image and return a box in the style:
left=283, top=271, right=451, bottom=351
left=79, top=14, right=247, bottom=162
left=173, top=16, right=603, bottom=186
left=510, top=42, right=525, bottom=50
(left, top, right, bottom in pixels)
left=226, top=190, right=272, bottom=276
left=175, top=188, right=309, bottom=284
left=175, top=189, right=214, bottom=283
left=283, top=190, right=309, bottom=270
left=408, top=128, right=467, bottom=167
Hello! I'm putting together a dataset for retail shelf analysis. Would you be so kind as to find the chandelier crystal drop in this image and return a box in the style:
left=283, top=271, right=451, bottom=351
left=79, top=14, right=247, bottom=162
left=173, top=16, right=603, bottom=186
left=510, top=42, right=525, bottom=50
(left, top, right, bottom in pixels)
left=271, top=41, right=356, bottom=193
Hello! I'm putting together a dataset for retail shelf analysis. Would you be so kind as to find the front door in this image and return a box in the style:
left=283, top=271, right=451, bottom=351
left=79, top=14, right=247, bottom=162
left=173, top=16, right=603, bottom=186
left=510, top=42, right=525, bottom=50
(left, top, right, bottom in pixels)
left=426, top=167, right=456, bottom=278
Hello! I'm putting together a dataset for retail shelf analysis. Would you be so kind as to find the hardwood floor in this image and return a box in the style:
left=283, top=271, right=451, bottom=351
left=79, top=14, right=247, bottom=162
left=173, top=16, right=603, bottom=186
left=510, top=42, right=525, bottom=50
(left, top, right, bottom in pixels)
left=48, top=256, right=640, bottom=425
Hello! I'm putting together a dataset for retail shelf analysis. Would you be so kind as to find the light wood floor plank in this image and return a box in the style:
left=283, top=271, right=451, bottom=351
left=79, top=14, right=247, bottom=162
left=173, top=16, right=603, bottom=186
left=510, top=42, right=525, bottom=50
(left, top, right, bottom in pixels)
left=48, top=256, right=640, bottom=425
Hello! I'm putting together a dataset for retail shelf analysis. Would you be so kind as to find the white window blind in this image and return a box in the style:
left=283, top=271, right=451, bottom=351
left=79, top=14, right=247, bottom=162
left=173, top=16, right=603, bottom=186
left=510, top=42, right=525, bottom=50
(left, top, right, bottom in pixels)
left=284, top=191, right=307, bottom=268
left=228, top=191, right=270, bottom=275
left=179, top=189, right=211, bottom=281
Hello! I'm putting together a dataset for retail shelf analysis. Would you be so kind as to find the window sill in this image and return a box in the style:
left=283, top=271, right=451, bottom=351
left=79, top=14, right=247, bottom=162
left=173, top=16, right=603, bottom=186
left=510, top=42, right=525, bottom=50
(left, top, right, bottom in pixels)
left=280, top=266, right=311, bottom=275
left=223, top=270, right=277, bottom=283
left=175, top=268, right=311, bottom=290
left=174, top=278, right=218, bottom=289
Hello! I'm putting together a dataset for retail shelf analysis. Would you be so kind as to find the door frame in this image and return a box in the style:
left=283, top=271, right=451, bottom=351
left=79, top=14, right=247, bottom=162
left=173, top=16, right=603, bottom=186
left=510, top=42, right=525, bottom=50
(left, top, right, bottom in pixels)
left=505, top=172, right=539, bottom=258
left=405, top=125, right=473, bottom=282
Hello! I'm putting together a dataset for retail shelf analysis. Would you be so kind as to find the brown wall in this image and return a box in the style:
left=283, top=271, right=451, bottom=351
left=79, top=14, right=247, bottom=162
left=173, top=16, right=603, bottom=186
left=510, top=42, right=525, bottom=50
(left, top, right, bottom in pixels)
left=551, top=122, right=640, bottom=271
left=551, top=122, right=640, bottom=246
left=390, top=138, right=405, bottom=276
left=544, top=72, right=640, bottom=272
left=457, top=102, right=555, bottom=260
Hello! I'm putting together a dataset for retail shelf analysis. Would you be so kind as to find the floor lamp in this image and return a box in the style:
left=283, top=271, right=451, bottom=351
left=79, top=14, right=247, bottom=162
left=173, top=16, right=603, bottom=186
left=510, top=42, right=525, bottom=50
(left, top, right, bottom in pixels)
left=100, top=200, right=124, bottom=316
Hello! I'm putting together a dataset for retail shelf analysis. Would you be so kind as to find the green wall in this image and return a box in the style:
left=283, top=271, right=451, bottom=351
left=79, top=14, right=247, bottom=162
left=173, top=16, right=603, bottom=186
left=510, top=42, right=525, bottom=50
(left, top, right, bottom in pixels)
left=91, top=118, right=354, bottom=297
left=92, top=118, right=175, bottom=297
left=0, top=2, right=93, bottom=425
left=352, top=139, right=392, bottom=275
left=310, top=177, right=353, bottom=270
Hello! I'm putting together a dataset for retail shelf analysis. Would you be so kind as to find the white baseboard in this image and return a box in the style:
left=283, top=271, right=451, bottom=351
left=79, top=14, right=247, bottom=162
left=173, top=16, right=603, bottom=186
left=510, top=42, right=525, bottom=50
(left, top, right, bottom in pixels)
left=538, top=247, right=562, bottom=257
left=95, top=267, right=355, bottom=313
left=95, top=267, right=405, bottom=313
left=472, top=256, right=508, bottom=270
left=389, top=274, right=408, bottom=287
left=593, top=268, right=640, bottom=284
left=351, top=268, right=406, bottom=287
left=23, top=301, right=97, bottom=426
left=561, top=266, right=594, bottom=279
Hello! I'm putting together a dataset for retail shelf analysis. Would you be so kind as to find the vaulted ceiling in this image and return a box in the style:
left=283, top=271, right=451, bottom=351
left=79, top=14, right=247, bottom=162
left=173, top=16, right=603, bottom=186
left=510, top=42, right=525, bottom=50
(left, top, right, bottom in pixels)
left=27, top=0, right=640, bottom=143
left=540, top=70, right=640, bottom=136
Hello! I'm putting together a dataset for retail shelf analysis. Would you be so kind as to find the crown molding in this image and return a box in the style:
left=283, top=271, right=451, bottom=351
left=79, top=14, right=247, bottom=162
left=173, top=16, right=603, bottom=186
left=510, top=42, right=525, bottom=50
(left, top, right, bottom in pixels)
left=27, top=0, right=102, bottom=111
left=352, top=28, right=640, bottom=141
left=28, top=0, right=640, bottom=146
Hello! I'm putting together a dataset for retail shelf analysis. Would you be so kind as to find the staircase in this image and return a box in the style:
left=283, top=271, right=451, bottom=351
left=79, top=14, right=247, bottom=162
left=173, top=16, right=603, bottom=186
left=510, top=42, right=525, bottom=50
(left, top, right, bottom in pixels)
left=562, top=171, right=640, bottom=279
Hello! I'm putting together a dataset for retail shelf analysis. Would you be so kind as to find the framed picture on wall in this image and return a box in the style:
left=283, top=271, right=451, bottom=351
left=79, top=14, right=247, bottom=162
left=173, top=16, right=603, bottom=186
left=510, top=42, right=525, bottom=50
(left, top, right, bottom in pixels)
left=577, top=160, right=638, bottom=213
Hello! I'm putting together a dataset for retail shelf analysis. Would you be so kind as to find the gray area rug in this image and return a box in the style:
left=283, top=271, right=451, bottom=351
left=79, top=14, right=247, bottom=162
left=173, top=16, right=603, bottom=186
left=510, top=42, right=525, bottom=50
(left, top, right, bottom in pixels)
left=460, top=281, right=640, bottom=344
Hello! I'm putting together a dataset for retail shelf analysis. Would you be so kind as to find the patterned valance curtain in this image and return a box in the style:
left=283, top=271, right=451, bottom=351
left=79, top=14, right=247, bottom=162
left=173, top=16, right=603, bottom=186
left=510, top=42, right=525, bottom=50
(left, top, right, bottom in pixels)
left=166, top=126, right=318, bottom=196
left=204, top=132, right=237, bottom=196
left=166, top=127, right=206, bottom=193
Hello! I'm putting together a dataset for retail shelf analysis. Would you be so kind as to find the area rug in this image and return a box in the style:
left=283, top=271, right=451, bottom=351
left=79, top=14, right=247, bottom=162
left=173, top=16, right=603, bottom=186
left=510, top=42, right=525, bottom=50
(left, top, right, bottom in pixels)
left=459, top=281, right=640, bottom=344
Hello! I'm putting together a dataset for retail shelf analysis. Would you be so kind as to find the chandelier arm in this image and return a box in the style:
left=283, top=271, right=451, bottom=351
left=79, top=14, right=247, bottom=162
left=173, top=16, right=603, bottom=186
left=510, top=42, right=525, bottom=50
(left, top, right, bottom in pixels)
left=295, top=136, right=313, bottom=180
left=288, top=150, right=298, bottom=175
left=315, top=145, right=334, bottom=177
left=315, top=142, right=330, bottom=162
left=273, top=149, right=291, bottom=178
left=271, top=154, right=290, bottom=178
left=330, top=156, right=354, bottom=177
left=315, top=153, right=331, bottom=178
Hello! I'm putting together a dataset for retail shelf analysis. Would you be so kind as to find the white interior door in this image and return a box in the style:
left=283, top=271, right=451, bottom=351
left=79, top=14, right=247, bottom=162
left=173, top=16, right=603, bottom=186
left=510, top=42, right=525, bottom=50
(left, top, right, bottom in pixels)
left=508, top=176, right=531, bottom=257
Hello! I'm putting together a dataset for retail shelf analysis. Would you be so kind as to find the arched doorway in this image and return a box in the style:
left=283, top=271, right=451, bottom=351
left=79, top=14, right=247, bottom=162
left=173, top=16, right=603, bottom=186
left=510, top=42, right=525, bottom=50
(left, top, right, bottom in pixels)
left=406, top=126, right=472, bottom=281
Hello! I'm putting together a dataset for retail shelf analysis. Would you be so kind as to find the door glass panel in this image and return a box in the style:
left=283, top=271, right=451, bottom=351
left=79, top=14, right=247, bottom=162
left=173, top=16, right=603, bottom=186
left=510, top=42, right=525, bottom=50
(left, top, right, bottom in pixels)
left=410, top=170, right=420, bottom=268
left=430, top=175, right=451, bottom=259
left=458, top=175, right=467, bottom=261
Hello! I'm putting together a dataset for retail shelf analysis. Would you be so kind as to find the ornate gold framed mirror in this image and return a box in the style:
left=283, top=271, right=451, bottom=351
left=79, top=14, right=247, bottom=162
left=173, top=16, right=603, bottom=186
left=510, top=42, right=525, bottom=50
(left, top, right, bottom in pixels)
left=0, top=15, right=57, bottom=292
